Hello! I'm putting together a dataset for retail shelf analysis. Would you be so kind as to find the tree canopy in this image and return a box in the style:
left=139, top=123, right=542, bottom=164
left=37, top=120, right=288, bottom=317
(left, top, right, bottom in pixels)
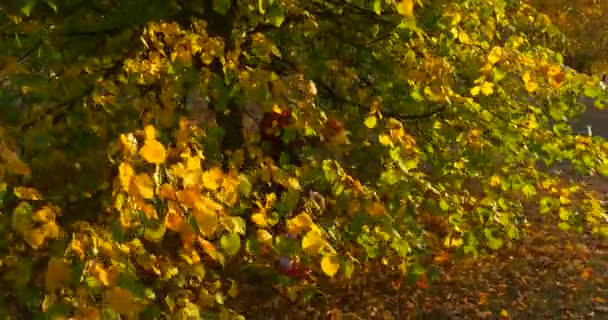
left=0, top=0, right=606, bottom=318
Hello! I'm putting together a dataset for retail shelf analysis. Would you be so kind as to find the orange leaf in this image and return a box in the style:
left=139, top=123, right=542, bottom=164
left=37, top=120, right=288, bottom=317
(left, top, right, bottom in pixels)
left=165, top=207, right=185, bottom=232
left=416, top=273, right=429, bottom=289
left=158, top=183, right=177, bottom=200
left=366, top=201, right=386, bottom=217
left=139, top=139, right=167, bottom=164
left=177, top=188, right=202, bottom=207
left=581, top=267, right=592, bottom=280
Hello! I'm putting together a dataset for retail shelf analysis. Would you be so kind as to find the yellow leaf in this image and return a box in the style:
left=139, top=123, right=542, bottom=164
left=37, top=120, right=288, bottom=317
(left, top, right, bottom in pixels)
left=470, top=86, right=481, bottom=96
left=24, top=227, right=46, bottom=248
left=256, top=229, right=273, bottom=245
left=458, top=31, right=470, bottom=44
left=480, top=82, right=494, bottom=96
left=132, top=173, right=155, bottom=199
left=395, top=0, right=414, bottom=17
left=69, top=237, right=87, bottom=260
left=287, top=213, right=315, bottom=235
left=525, top=80, right=538, bottom=93
left=364, top=116, right=377, bottom=128
left=487, top=46, right=504, bottom=65
left=193, top=205, right=218, bottom=237
left=500, top=309, right=509, bottom=318
left=143, top=124, right=157, bottom=140
left=33, top=205, right=58, bottom=223
left=321, top=255, right=340, bottom=277
left=202, top=167, right=224, bottom=190
left=118, top=162, right=135, bottom=192
left=43, top=221, right=60, bottom=239
left=302, top=229, right=326, bottom=255
left=105, top=287, right=142, bottom=315
left=14, top=187, right=43, bottom=200
left=45, top=258, right=71, bottom=292
left=490, top=175, right=501, bottom=187
left=251, top=211, right=269, bottom=227
left=379, top=134, right=392, bottom=146
left=139, top=139, right=167, bottom=164
left=522, top=71, right=532, bottom=83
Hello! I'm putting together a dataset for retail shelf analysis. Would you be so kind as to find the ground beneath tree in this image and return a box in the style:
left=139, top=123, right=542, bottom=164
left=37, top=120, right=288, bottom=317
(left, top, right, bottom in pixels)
left=231, top=176, right=608, bottom=320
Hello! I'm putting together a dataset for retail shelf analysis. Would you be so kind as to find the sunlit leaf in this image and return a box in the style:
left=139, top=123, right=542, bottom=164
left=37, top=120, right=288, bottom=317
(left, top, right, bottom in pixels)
left=286, top=212, right=315, bottom=235
left=302, top=229, right=327, bottom=255
left=193, top=205, right=219, bottom=237
left=132, top=173, right=155, bottom=199
left=320, top=255, right=340, bottom=277
left=220, top=233, right=241, bottom=255
left=202, top=167, right=224, bottom=190
left=364, top=116, right=377, bottom=128
left=395, top=0, right=414, bottom=17
left=139, top=139, right=167, bottom=164
left=222, top=216, right=246, bottom=235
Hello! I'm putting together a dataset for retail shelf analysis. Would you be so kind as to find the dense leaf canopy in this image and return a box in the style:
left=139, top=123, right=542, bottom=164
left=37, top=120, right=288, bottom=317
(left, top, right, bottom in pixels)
left=0, top=0, right=606, bottom=318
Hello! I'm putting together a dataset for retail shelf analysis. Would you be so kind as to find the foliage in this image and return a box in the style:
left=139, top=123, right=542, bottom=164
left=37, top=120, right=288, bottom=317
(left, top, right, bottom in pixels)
left=527, top=0, right=608, bottom=73
left=0, top=0, right=607, bottom=318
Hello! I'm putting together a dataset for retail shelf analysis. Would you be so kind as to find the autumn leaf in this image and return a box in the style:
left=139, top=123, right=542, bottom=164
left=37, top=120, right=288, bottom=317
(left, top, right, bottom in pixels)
left=45, top=258, right=71, bottom=292
left=119, top=162, right=135, bottom=192
left=23, top=227, right=46, bottom=248
left=222, top=216, right=246, bottom=235
left=131, top=173, right=155, bottom=199
left=105, top=287, right=143, bottom=315
left=321, top=255, right=340, bottom=277
left=302, top=229, right=327, bottom=255
left=395, top=0, right=414, bottom=17
left=193, top=205, right=219, bottom=237
left=143, top=124, right=157, bottom=140
left=202, top=166, right=224, bottom=190
left=13, top=187, right=43, bottom=200
left=366, top=202, right=386, bottom=217
left=364, top=116, right=377, bottom=128
left=139, top=139, right=167, bottom=164
left=256, top=229, right=273, bottom=245
left=287, top=212, right=315, bottom=235
left=177, top=188, right=202, bottom=208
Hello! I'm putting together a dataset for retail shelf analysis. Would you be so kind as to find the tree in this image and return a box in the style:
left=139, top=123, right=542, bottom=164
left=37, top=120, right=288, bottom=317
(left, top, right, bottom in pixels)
left=528, top=0, right=608, bottom=73
left=0, top=0, right=606, bottom=318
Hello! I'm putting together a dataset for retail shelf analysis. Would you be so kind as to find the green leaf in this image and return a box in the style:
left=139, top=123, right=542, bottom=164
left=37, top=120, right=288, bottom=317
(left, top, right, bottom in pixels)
left=373, top=0, right=382, bottom=15
left=521, top=184, right=537, bottom=198
left=266, top=5, right=285, bottom=27
left=220, top=233, right=241, bottom=255
left=483, top=228, right=503, bottom=250
left=213, top=0, right=232, bottom=15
